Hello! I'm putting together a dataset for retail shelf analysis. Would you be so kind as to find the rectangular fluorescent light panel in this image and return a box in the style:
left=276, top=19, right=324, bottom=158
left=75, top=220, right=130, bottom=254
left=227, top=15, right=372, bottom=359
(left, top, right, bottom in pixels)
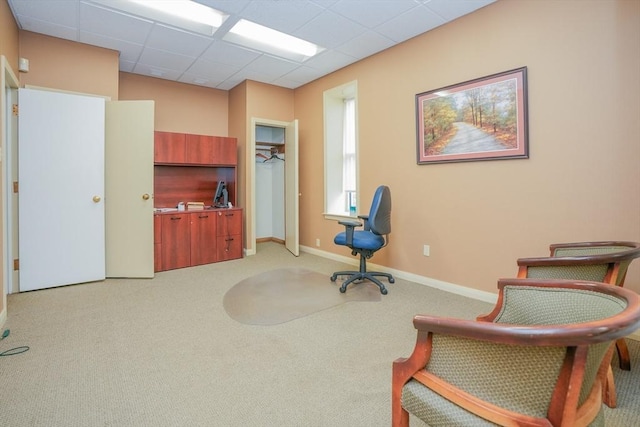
left=225, top=19, right=323, bottom=62
left=92, top=0, right=226, bottom=36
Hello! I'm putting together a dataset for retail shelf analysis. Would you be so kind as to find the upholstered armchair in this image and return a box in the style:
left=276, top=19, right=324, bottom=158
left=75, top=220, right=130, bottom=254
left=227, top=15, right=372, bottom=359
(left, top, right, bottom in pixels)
left=392, top=278, right=640, bottom=427
left=516, top=241, right=640, bottom=407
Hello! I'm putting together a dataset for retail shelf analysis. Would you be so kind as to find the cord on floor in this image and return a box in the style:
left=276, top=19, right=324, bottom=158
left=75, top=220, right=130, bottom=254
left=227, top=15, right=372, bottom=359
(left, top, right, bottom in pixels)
left=0, top=329, right=30, bottom=356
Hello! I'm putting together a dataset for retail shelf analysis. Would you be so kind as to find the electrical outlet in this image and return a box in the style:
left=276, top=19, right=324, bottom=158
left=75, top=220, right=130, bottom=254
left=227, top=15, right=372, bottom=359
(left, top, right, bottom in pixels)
left=316, top=238, right=321, bottom=247
left=423, top=245, right=430, bottom=256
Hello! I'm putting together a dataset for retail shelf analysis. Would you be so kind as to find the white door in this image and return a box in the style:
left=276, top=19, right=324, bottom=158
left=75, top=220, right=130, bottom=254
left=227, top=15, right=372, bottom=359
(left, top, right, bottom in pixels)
left=105, top=101, right=154, bottom=278
left=18, top=88, right=105, bottom=291
left=284, top=120, right=299, bottom=256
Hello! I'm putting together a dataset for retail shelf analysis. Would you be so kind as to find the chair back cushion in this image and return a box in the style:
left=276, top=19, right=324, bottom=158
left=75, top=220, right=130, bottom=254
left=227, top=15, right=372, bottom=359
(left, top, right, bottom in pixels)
left=368, top=185, right=391, bottom=236
left=552, top=245, right=634, bottom=286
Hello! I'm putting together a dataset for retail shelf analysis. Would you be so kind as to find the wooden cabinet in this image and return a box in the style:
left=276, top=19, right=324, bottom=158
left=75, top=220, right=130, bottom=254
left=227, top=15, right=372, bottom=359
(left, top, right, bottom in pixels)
left=155, top=131, right=236, bottom=166
left=154, top=131, right=242, bottom=272
left=216, top=209, right=243, bottom=261
left=190, top=212, right=217, bottom=266
left=160, top=213, right=191, bottom=270
left=185, top=134, right=237, bottom=166
left=154, top=131, right=186, bottom=164
left=154, top=208, right=242, bottom=272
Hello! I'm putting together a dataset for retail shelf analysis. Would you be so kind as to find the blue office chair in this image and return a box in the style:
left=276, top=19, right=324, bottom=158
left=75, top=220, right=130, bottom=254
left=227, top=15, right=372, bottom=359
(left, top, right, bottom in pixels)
left=330, top=185, right=395, bottom=294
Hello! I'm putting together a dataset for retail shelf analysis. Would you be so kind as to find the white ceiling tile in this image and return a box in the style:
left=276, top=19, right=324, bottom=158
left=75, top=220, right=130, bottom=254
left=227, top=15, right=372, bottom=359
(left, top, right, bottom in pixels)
left=146, top=24, right=213, bottom=58
left=244, top=55, right=300, bottom=79
left=279, top=65, right=327, bottom=84
left=237, top=0, right=324, bottom=33
left=132, top=63, right=182, bottom=81
left=138, top=47, right=196, bottom=73
left=331, top=0, right=417, bottom=29
left=79, top=2, right=153, bottom=44
left=79, top=31, right=143, bottom=62
left=293, top=10, right=367, bottom=49
left=201, top=41, right=261, bottom=68
left=336, top=30, right=395, bottom=60
left=184, top=58, right=241, bottom=81
left=9, top=0, right=78, bottom=28
left=16, top=15, right=78, bottom=41
left=303, top=49, right=357, bottom=73
left=375, top=5, right=445, bottom=43
left=119, top=59, right=135, bottom=73
left=198, top=0, right=252, bottom=16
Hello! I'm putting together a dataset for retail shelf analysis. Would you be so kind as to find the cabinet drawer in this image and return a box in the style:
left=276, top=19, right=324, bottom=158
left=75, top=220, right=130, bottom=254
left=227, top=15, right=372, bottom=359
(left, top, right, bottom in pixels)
left=216, top=234, right=242, bottom=261
left=216, top=209, right=242, bottom=236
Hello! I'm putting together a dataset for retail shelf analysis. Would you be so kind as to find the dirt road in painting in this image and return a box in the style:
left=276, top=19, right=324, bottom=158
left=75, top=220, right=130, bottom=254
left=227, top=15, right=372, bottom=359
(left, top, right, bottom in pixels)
left=441, top=122, right=505, bottom=154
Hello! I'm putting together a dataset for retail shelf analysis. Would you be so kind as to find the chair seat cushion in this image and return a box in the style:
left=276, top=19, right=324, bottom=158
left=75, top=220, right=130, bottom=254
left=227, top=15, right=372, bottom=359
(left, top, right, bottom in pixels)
left=334, top=230, right=384, bottom=250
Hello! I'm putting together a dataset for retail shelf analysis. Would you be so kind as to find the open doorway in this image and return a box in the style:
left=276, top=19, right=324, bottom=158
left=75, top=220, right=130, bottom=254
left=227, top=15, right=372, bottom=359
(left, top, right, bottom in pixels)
left=249, top=118, right=298, bottom=257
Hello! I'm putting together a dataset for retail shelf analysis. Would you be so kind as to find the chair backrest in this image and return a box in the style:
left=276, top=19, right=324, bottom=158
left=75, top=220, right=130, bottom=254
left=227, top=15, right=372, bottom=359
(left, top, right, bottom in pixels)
left=368, top=185, right=391, bottom=236
left=549, top=241, right=640, bottom=287
left=516, top=241, right=640, bottom=287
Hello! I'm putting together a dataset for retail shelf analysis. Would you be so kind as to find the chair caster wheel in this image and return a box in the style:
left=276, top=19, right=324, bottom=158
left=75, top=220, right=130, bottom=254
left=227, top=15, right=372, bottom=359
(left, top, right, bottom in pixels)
left=339, top=286, right=346, bottom=293
left=381, top=288, right=388, bottom=295
left=330, top=275, right=337, bottom=282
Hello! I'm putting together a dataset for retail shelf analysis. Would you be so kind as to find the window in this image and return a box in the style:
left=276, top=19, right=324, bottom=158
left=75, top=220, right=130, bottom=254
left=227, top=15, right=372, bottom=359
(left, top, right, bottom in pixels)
left=324, top=81, right=358, bottom=218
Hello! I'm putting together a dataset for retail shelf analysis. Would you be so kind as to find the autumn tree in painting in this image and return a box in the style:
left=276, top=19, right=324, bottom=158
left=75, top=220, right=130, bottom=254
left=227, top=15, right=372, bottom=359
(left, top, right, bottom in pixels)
left=422, top=96, right=457, bottom=147
left=421, top=78, right=519, bottom=152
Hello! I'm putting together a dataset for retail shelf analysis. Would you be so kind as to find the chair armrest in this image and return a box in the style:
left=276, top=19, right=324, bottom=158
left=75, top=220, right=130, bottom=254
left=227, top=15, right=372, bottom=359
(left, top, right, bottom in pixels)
left=338, top=219, right=362, bottom=246
left=358, top=214, right=370, bottom=231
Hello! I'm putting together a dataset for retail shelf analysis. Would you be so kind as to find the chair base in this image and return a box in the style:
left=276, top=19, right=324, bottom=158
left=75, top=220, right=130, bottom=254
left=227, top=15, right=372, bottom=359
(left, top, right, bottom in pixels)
left=330, top=270, right=395, bottom=295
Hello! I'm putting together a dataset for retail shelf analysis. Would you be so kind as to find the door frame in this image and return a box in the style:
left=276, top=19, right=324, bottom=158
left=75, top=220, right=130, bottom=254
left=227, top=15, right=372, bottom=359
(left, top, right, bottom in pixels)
left=249, top=117, right=298, bottom=256
left=1, top=57, right=19, bottom=326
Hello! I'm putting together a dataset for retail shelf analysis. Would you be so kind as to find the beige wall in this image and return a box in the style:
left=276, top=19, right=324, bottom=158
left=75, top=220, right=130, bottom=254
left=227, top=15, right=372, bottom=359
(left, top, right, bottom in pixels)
left=294, top=0, right=640, bottom=293
left=119, top=72, right=228, bottom=135
left=0, top=0, right=19, bottom=72
left=19, top=31, right=118, bottom=100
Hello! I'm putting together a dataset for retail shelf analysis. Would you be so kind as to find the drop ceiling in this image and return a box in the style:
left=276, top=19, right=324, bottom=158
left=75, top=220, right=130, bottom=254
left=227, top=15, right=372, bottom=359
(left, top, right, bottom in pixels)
left=8, top=0, right=495, bottom=90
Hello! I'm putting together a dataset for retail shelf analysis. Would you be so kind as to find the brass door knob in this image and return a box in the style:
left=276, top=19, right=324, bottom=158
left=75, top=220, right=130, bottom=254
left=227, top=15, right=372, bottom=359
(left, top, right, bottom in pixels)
left=142, top=193, right=150, bottom=200
left=93, top=196, right=101, bottom=203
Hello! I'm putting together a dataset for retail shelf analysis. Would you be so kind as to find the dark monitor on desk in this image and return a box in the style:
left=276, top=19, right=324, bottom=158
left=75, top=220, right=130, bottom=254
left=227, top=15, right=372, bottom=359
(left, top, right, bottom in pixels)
left=213, top=180, right=228, bottom=208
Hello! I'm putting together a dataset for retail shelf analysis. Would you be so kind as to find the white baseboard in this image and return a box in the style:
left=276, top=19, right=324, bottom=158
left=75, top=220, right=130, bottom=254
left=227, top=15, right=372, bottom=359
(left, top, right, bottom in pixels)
left=299, top=245, right=498, bottom=304
left=299, top=245, right=640, bottom=341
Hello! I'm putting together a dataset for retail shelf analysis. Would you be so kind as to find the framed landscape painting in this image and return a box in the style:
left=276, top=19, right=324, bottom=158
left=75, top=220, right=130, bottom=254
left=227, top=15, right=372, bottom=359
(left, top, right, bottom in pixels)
left=416, top=67, right=528, bottom=165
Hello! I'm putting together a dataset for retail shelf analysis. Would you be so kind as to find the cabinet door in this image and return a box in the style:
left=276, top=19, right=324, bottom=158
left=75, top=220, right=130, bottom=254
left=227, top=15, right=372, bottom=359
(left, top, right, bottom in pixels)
left=215, top=137, right=237, bottom=165
left=185, top=135, right=237, bottom=166
left=161, top=213, right=190, bottom=270
left=155, top=131, right=186, bottom=164
left=190, top=212, right=217, bottom=265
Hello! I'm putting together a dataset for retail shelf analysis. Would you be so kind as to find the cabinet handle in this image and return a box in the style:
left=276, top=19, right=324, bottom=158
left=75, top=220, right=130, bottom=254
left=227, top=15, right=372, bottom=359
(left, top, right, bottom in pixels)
left=170, top=217, right=182, bottom=220
left=142, top=193, right=150, bottom=200
left=92, top=195, right=101, bottom=203
left=225, top=213, right=234, bottom=217
left=199, top=215, right=209, bottom=219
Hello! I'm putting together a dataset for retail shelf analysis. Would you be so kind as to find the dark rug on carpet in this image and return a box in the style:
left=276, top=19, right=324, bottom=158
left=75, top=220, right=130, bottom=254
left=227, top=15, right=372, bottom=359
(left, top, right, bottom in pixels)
left=223, top=267, right=381, bottom=325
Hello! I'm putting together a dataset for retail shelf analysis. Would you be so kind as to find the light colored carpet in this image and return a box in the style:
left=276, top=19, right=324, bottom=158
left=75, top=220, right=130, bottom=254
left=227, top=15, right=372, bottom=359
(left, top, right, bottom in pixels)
left=0, top=242, right=637, bottom=426
left=223, top=267, right=381, bottom=325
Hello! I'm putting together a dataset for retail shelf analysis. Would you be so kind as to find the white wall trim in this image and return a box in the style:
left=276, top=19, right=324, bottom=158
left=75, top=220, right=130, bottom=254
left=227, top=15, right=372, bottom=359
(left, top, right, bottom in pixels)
left=298, top=245, right=640, bottom=342
left=300, top=245, right=498, bottom=304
